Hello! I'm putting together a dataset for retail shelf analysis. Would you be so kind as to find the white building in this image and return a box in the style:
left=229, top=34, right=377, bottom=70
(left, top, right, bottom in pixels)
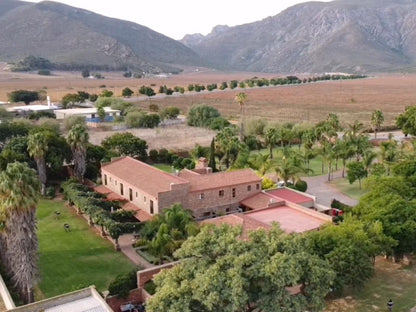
left=54, top=107, right=120, bottom=120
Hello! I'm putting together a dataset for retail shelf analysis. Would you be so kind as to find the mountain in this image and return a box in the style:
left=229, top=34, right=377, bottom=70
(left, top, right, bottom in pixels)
left=181, top=0, right=416, bottom=73
left=0, top=0, right=204, bottom=72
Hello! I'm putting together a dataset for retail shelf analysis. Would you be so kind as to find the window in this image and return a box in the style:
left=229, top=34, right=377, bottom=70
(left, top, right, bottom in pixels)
left=115, top=180, right=117, bottom=186
left=129, top=188, right=133, bottom=201
left=219, top=190, right=224, bottom=197
left=199, top=193, right=205, bottom=199
left=104, top=174, right=107, bottom=185
left=136, top=192, right=138, bottom=198
left=150, top=200, right=154, bottom=214
left=256, top=183, right=260, bottom=190
left=247, top=185, right=252, bottom=192
left=120, top=183, right=124, bottom=195
left=144, top=196, right=146, bottom=203
left=232, top=188, right=236, bottom=198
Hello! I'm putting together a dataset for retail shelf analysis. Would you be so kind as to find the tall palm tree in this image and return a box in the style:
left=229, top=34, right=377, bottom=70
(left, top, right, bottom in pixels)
left=27, top=131, right=49, bottom=196
left=264, top=127, right=278, bottom=159
left=67, top=123, right=89, bottom=182
left=274, top=155, right=308, bottom=186
left=235, top=92, right=247, bottom=142
left=248, top=152, right=274, bottom=176
left=0, top=162, right=40, bottom=303
left=371, top=110, right=384, bottom=139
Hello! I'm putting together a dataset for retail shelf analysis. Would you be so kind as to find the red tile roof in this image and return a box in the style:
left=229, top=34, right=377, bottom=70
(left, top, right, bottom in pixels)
left=267, top=188, right=314, bottom=204
left=201, top=214, right=270, bottom=239
left=246, top=206, right=328, bottom=233
left=94, top=185, right=126, bottom=201
left=94, top=185, right=112, bottom=195
left=102, top=157, right=189, bottom=198
left=180, top=168, right=261, bottom=192
left=123, top=202, right=153, bottom=222
left=240, top=192, right=285, bottom=210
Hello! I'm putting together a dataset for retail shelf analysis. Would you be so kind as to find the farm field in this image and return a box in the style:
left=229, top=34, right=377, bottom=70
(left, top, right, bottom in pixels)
left=36, top=199, right=136, bottom=299
left=1, top=69, right=415, bottom=128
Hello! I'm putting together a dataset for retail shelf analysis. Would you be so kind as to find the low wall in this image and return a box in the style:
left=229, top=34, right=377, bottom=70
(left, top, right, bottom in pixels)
left=0, top=274, right=15, bottom=310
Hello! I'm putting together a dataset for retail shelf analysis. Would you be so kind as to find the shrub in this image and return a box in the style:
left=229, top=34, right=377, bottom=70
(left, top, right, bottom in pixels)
left=46, top=186, right=56, bottom=199
left=187, top=105, right=221, bottom=128
left=149, top=149, right=159, bottom=162
left=108, top=270, right=138, bottom=298
left=294, top=180, right=307, bottom=192
left=37, top=69, right=51, bottom=76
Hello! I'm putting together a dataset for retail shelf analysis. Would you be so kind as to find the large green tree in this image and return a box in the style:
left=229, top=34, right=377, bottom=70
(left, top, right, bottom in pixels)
left=146, top=225, right=334, bottom=312
left=396, top=105, right=416, bottom=136
left=0, top=162, right=40, bottom=303
left=101, top=132, right=148, bottom=161
left=371, top=110, right=384, bottom=139
left=67, top=123, right=89, bottom=182
left=8, top=90, right=39, bottom=105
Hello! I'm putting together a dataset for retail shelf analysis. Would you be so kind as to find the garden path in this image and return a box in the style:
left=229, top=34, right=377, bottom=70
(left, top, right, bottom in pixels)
left=118, top=234, right=155, bottom=269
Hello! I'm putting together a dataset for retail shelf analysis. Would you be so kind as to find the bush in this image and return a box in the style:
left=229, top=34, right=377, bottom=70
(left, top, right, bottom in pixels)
left=294, top=180, right=307, bottom=192
left=38, top=69, right=51, bottom=76
left=331, top=199, right=353, bottom=213
left=187, top=105, right=221, bottom=128
left=149, top=149, right=159, bottom=162
left=108, top=270, right=138, bottom=298
left=208, top=117, right=230, bottom=130
left=46, top=186, right=56, bottom=199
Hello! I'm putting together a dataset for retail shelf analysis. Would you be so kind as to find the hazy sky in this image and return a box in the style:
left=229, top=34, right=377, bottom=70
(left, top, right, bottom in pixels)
left=26, top=0, right=332, bottom=39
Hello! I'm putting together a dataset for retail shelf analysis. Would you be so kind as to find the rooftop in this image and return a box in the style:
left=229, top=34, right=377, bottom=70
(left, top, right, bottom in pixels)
left=240, top=192, right=285, bottom=211
left=267, top=188, right=314, bottom=204
left=7, top=286, right=113, bottom=312
left=246, top=206, right=329, bottom=233
left=7, top=104, right=59, bottom=112
left=54, top=107, right=119, bottom=115
left=179, top=169, right=261, bottom=192
left=201, top=213, right=271, bottom=239
left=123, top=202, right=153, bottom=222
left=102, top=157, right=188, bottom=198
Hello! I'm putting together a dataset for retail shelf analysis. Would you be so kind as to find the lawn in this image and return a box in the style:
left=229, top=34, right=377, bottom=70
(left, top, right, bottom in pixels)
left=37, top=200, right=136, bottom=299
left=330, top=177, right=367, bottom=200
left=326, top=258, right=416, bottom=312
left=152, top=163, right=174, bottom=173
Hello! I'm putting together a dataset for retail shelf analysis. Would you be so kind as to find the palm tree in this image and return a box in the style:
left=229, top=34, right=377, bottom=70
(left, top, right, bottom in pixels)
left=274, top=154, right=308, bottom=186
left=215, top=127, right=240, bottom=169
left=27, top=131, right=49, bottom=196
left=235, top=92, right=247, bottom=142
left=67, top=123, right=89, bottom=182
left=0, top=162, right=40, bottom=303
left=248, top=152, right=274, bottom=176
left=264, top=127, right=278, bottom=159
left=371, top=110, right=384, bottom=139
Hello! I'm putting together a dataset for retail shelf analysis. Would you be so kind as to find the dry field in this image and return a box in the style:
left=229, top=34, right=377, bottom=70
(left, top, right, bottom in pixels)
left=89, top=124, right=217, bottom=151
left=1, top=68, right=416, bottom=149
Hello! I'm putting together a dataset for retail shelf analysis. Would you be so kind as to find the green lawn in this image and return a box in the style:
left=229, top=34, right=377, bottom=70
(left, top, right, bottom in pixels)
left=326, top=259, right=416, bottom=312
left=37, top=200, right=136, bottom=299
left=330, top=177, right=367, bottom=200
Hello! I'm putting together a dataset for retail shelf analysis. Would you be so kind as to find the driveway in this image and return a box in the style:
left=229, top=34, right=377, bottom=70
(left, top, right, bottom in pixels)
left=303, top=171, right=359, bottom=207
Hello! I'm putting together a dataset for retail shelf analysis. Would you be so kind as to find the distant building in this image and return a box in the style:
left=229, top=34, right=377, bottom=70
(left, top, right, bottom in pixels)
left=54, top=107, right=120, bottom=121
left=7, top=104, right=59, bottom=114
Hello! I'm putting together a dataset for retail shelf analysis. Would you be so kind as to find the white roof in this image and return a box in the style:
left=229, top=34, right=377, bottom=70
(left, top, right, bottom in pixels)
left=54, top=107, right=119, bottom=115
left=45, top=296, right=108, bottom=312
left=7, top=105, right=59, bottom=112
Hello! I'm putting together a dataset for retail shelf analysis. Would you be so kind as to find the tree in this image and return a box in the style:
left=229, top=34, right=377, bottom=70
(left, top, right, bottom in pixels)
left=8, top=90, right=39, bottom=105
left=67, top=123, right=89, bottom=182
left=100, top=89, right=113, bottom=97
left=81, top=69, right=90, bottom=78
left=61, top=93, right=85, bottom=109
left=346, top=161, right=367, bottom=189
left=215, top=127, right=240, bottom=169
left=102, top=132, right=148, bottom=161
left=187, top=105, right=221, bottom=128
left=235, top=92, right=248, bottom=142
left=274, top=152, right=309, bottom=186
left=208, top=138, right=217, bottom=172
left=146, top=225, right=334, bottom=312
left=0, top=162, right=40, bottom=303
left=264, top=127, right=278, bottom=159
left=27, top=131, right=49, bottom=196
left=160, top=106, right=180, bottom=120
left=371, top=110, right=384, bottom=139
left=139, top=86, right=156, bottom=97
left=396, top=105, right=416, bottom=136
left=248, top=152, right=274, bottom=176
left=97, top=105, right=106, bottom=121
left=122, top=87, right=134, bottom=97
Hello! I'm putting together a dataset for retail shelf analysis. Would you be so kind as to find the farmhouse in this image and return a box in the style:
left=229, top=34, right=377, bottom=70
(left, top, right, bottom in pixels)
left=54, top=107, right=120, bottom=121
left=100, top=156, right=262, bottom=219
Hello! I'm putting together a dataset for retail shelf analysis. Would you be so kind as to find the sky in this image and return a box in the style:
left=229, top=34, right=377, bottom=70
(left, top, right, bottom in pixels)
left=25, top=0, right=332, bottom=40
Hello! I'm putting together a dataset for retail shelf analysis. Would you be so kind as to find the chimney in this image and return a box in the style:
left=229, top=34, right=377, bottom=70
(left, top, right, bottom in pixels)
left=47, top=96, right=51, bottom=107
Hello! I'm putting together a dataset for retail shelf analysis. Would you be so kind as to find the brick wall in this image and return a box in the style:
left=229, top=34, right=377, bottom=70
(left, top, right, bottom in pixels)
left=106, top=289, right=142, bottom=312
left=188, top=182, right=262, bottom=218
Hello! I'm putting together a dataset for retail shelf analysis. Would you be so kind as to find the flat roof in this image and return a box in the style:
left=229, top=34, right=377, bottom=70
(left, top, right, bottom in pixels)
left=7, top=105, right=59, bottom=111
left=246, top=206, right=328, bottom=233
left=7, top=286, right=113, bottom=312
left=55, top=107, right=119, bottom=115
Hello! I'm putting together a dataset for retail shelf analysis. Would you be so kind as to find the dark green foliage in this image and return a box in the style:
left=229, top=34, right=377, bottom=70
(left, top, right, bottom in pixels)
left=347, top=161, right=367, bottom=188
left=121, top=87, right=134, bottom=97
left=148, top=149, right=159, bottom=162
left=207, top=117, right=230, bottom=130
left=125, top=111, right=160, bottom=128
left=139, top=86, right=155, bottom=97
left=100, top=89, right=113, bottom=97
left=219, top=81, right=228, bottom=90
left=396, top=106, right=416, bottom=136
left=206, top=83, right=217, bottom=91
left=28, top=111, right=55, bottom=120
left=89, top=94, right=98, bottom=102
left=158, top=85, right=174, bottom=95
left=108, top=270, right=138, bottom=298
left=331, top=199, right=353, bottom=213
left=294, top=179, right=307, bottom=192
left=101, top=132, right=148, bottom=161
left=157, top=148, right=173, bottom=163
left=173, top=157, right=195, bottom=170
left=187, top=105, right=221, bottom=128
left=208, top=138, right=217, bottom=172
left=81, top=69, right=90, bottom=78
left=392, top=160, right=416, bottom=177
left=123, top=71, right=132, bottom=78
left=8, top=90, right=39, bottom=105
left=12, top=55, right=53, bottom=71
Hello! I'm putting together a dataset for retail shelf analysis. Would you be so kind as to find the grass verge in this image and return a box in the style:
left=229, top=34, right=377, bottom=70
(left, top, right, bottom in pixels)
left=37, top=199, right=136, bottom=299
left=330, top=177, right=367, bottom=200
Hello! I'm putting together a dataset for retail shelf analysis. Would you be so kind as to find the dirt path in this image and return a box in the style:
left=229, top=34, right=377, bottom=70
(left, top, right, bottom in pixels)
left=303, top=171, right=359, bottom=207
